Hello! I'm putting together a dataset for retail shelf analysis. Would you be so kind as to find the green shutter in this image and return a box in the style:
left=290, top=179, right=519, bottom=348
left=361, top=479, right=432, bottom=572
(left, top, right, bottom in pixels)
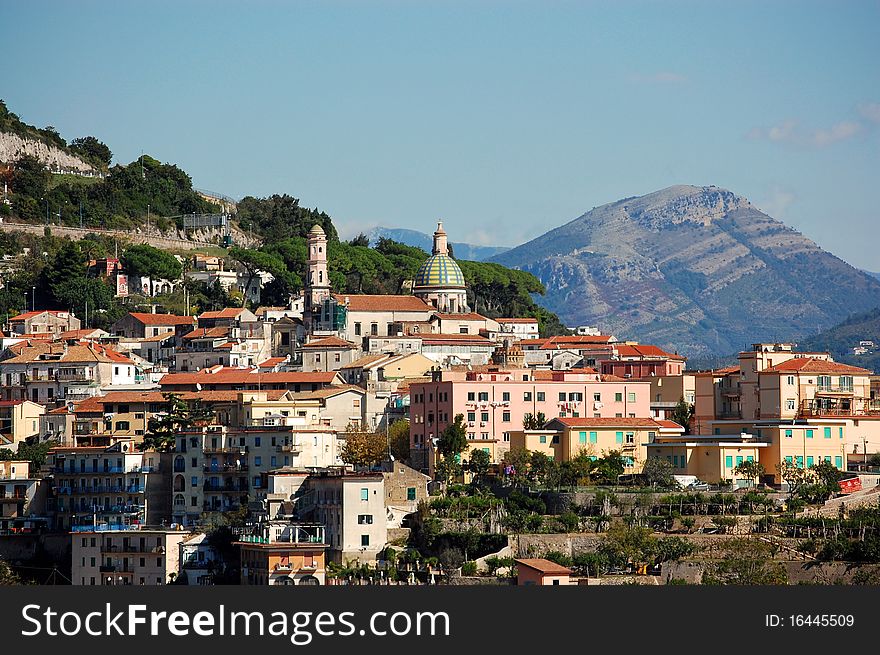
left=806, top=430, right=813, bottom=439
left=736, top=456, right=743, bottom=467
left=785, top=456, right=793, bottom=464
left=806, top=456, right=814, bottom=467
left=615, top=431, right=623, bottom=444
left=796, top=456, right=804, bottom=468
left=746, top=455, right=754, bottom=462
left=579, top=431, right=587, bottom=444
left=725, top=456, right=733, bottom=469
left=835, top=456, right=843, bottom=469
left=839, top=427, right=844, bottom=439
left=590, top=431, right=598, bottom=444
left=824, top=427, right=831, bottom=439
left=824, top=456, right=832, bottom=463
left=785, top=430, right=792, bottom=438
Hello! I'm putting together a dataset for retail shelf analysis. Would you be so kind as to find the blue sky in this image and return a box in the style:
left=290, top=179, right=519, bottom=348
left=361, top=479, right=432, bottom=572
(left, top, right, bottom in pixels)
left=3, top=0, right=878, bottom=268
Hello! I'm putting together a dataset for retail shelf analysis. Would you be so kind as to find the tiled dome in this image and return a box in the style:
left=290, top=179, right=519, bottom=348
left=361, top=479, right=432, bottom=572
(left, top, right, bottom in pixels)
left=414, top=253, right=466, bottom=288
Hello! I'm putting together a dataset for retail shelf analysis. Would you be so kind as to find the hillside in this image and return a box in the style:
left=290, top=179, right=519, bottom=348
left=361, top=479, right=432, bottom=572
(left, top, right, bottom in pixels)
left=800, top=307, right=880, bottom=372
left=492, top=185, right=880, bottom=356
left=366, top=226, right=510, bottom=262
left=0, top=100, right=99, bottom=172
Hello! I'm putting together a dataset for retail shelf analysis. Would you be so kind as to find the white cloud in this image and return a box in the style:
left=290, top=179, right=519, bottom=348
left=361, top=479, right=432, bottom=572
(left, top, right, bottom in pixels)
left=335, top=218, right=381, bottom=242
left=858, top=102, right=880, bottom=123
left=810, top=121, right=862, bottom=146
left=747, top=118, right=862, bottom=147
left=630, top=71, right=687, bottom=84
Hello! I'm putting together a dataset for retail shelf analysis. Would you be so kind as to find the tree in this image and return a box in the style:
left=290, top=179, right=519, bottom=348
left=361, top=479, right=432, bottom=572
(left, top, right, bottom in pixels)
left=642, top=456, right=674, bottom=487
left=227, top=247, right=290, bottom=307
left=0, top=558, right=24, bottom=585
left=733, top=460, right=765, bottom=485
left=777, top=460, right=812, bottom=500
left=654, top=536, right=697, bottom=563
left=522, top=412, right=546, bottom=429
left=467, top=449, right=491, bottom=485
left=144, top=393, right=213, bottom=452
left=340, top=427, right=387, bottom=469
left=388, top=419, right=411, bottom=462
left=69, top=136, right=113, bottom=168
left=122, top=244, right=183, bottom=281
left=671, top=397, right=693, bottom=434
left=348, top=233, right=370, bottom=247
left=502, top=447, right=531, bottom=488
left=598, top=522, right=656, bottom=569
left=594, top=451, right=626, bottom=485
left=437, top=414, right=468, bottom=462
left=701, top=538, right=788, bottom=585
left=11, top=154, right=49, bottom=200
left=0, top=439, right=57, bottom=468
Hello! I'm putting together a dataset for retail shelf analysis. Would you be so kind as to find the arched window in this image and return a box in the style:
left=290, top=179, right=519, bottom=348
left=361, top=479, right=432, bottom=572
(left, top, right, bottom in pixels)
left=174, top=494, right=185, bottom=506
left=173, top=475, right=186, bottom=492
left=173, top=456, right=185, bottom=473
left=299, top=575, right=320, bottom=586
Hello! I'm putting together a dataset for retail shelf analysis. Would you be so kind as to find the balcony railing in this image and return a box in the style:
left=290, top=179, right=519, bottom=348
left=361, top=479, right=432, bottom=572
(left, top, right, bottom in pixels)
left=276, top=443, right=302, bottom=453
left=203, top=464, right=249, bottom=473
left=203, top=447, right=246, bottom=455
left=203, top=482, right=248, bottom=493
left=816, top=385, right=855, bottom=394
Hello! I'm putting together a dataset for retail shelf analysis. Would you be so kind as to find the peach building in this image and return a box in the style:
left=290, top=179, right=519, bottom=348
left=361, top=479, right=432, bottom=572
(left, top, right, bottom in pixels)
left=515, top=558, right=573, bottom=586
left=237, top=522, right=327, bottom=586
left=408, top=367, right=651, bottom=471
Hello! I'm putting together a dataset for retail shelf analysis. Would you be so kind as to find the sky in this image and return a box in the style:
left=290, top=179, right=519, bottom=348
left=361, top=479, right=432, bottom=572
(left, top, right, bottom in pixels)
left=3, top=0, right=878, bottom=269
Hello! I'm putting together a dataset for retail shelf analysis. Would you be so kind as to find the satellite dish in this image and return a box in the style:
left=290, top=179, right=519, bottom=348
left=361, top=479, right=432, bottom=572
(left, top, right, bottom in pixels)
left=195, top=383, right=202, bottom=391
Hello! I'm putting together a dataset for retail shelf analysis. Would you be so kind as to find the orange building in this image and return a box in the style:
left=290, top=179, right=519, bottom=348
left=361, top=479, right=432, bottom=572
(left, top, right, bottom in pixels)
left=237, top=522, right=327, bottom=586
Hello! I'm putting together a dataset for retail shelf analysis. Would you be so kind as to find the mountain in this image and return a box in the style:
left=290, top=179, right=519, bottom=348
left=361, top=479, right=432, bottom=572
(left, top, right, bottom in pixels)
left=799, top=307, right=880, bottom=372
left=366, top=226, right=510, bottom=262
left=492, top=185, right=880, bottom=356
left=866, top=271, right=880, bottom=281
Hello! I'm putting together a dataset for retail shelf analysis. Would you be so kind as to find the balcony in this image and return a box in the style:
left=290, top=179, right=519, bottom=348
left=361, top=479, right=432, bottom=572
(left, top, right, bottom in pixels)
left=0, top=496, right=26, bottom=503
left=203, top=447, right=246, bottom=455
left=203, top=464, right=249, bottom=473
left=202, top=501, right=242, bottom=512
left=102, top=544, right=165, bottom=555
left=203, top=482, right=248, bottom=493
left=816, top=385, right=855, bottom=395
left=276, top=443, right=302, bottom=453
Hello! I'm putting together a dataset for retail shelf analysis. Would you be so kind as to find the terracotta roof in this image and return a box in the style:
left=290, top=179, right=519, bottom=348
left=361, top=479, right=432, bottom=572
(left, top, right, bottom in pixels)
left=333, top=294, right=432, bottom=312
left=614, top=344, right=686, bottom=360
left=599, top=374, right=627, bottom=382
left=301, top=336, right=358, bottom=350
left=549, top=417, right=670, bottom=428
left=182, top=326, right=230, bottom=340
left=433, top=313, right=491, bottom=321
left=254, top=306, right=286, bottom=316
left=290, top=385, right=366, bottom=400
left=496, top=317, right=539, bottom=324
left=60, top=329, right=104, bottom=340
left=8, top=310, right=69, bottom=322
left=339, top=353, right=391, bottom=370
left=515, top=558, right=572, bottom=575
left=256, top=357, right=287, bottom=368
left=126, top=312, right=195, bottom=326
left=2, top=342, right=133, bottom=365
left=160, top=369, right=339, bottom=387
left=763, top=358, right=872, bottom=375
left=0, top=400, right=25, bottom=406
left=199, top=308, right=247, bottom=320
left=655, top=420, right=687, bottom=430
left=137, top=331, right=176, bottom=342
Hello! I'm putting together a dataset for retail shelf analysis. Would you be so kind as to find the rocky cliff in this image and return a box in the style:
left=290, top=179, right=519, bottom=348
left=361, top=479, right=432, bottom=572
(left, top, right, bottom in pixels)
left=0, top=132, right=95, bottom=173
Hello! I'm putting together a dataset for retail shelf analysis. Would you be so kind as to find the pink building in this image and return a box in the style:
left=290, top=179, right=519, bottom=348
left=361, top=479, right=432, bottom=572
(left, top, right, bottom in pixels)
left=408, top=367, right=651, bottom=470
left=600, top=344, right=686, bottom=378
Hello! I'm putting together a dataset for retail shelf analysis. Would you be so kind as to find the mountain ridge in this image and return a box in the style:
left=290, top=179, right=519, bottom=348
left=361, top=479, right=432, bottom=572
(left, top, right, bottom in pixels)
left=365, top=226, right=510, bottom=262
left=492, top=185, right=880, bottom=356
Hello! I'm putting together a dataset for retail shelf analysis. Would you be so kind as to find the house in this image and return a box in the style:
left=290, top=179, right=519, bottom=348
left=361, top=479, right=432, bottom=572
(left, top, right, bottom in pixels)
left=495, top=317, right=540, bottom=341
left=0, top=460, right=43, bottom=534
left=515, top=558, right=573, bottom=586
left=178, top=532, right=222, bottom=585
left=71, top=528, right=186, bottom=586
left=600, top=344, right=687, bottom=378
left=109, top=312, right=195, bottom=342
left=6, top=310, right=81, bottom=338
left=237, top=521, right=327, bottom=585
left=0, top=400, right=45, bottom=450
left=159, top=367, right=343, bottom=393
left=299, top=336, right=360, bottom=372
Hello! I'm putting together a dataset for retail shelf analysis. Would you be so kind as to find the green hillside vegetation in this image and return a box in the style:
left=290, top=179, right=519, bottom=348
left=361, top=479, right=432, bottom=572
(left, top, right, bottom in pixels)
left=800, top=307, right=880, bottom=372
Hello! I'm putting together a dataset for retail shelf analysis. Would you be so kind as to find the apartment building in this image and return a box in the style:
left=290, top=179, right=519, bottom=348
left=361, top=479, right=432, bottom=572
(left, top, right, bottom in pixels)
left=237, top=522, right=327, bottom=585
left=71, top=528, right=185, bottom=586
left=159, top=367, right=343, bottom=393
left=307, top=470, right=387, bottom=564
left=6, top=310, right=80, bottom=338
left=48, top=439, right=171, bottom=530
left=109, top=312, right=195, bottom=342
left=299, top=336, right=359, bottom=372
left=171, top=424, right=340, bottom=526
left=409, top=367, right=652, bottom=470
left=0, top=461, right=42, bottom=534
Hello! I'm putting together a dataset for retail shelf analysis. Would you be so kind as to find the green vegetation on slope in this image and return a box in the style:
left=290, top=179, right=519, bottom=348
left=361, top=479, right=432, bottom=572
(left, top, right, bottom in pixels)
left=800, top=307, right=880, bottom=371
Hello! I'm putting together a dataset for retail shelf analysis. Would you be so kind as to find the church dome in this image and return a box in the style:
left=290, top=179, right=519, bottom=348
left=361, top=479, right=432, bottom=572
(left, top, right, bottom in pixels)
left=414, top=253, right=466, bottom=289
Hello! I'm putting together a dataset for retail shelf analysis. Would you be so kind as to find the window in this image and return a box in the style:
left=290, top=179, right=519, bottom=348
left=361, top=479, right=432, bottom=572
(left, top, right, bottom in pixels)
left=579, top=431, right=587, bottom=445
left=824, top=427, right=832, bottom=439
left=840, top=376, right=853, bottom=391
left=551, top=435, right=559, bottom=444
left=254, top=456, right=262, bottom=466
left=271, top=456, right=277, bottom=467
left=536, top=392, right=545, bottom=402
left=361, top=534, right=370, bottom=547
left=478, top=392, right=489, bottom=401
left=736, top=456, right=743, bottom=467
left=539, top=435, right=547, bottom=444
left=806, top=429, right=814, bottom=439
left=806, top=456, right=814, bottom=468
left=787, top=376, right=795, bottom=385
left=785, top=456, right=793, bottom=465
left=785, top=399, right=795, bottom=411
left=785, top=429, right=793, bottom=439
left=590, top=431, right=597, bottom=444
left=481, top=412, right=489, bottom=422
left=615, top=393, right=623, bottom=402
left=839, top=427, right=844, bottom=439
left=335, top=353, right=341, bottom=363
left=191, top=476, right=197, bottom=487
left=725, top=456, right=733, bottom=469
left=255, top=437, right=261, bottom=447
left=796, top=456, right=804, bottom=469
left=569, top=392, right=582, bottom=401
left=625, top=432, right=635, bottom=445
left=354, top=322, right=361, bottom=336
left=524, top=392, right=532, bottom=401
left=615, top=431, right=623, bottom=444
left=835, top=456, right=843, bottom=469
left=502, top=392, right=510, bottom=402
left=467, top=412, right=476, bottom=422
left=360, top=488, right=369, bottom=501
left=627, top=392, right=636, bottom=402
left=502, top=412, right=511, bottom=422
left=817, top=375, right=831, bottom=389
left=370, top=323, right=378, bottom=336
left=407, top=487, right=416, bottom=501
left=358, top=515, right=373, bottom=525
left=468, top=392, right=475, bottom=401
left=115, top=421, right=130, bottom=431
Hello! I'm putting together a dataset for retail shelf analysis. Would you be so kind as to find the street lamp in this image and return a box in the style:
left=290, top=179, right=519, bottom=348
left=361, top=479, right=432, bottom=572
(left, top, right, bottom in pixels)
left=31, top=286, right=35, bottom=312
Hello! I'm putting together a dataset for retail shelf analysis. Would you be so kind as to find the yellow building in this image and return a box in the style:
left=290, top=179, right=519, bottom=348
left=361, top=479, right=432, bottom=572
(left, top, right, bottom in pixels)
left=646, top=436, right=767, bottom=486
left=0, top=400, right=45, bottom=450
